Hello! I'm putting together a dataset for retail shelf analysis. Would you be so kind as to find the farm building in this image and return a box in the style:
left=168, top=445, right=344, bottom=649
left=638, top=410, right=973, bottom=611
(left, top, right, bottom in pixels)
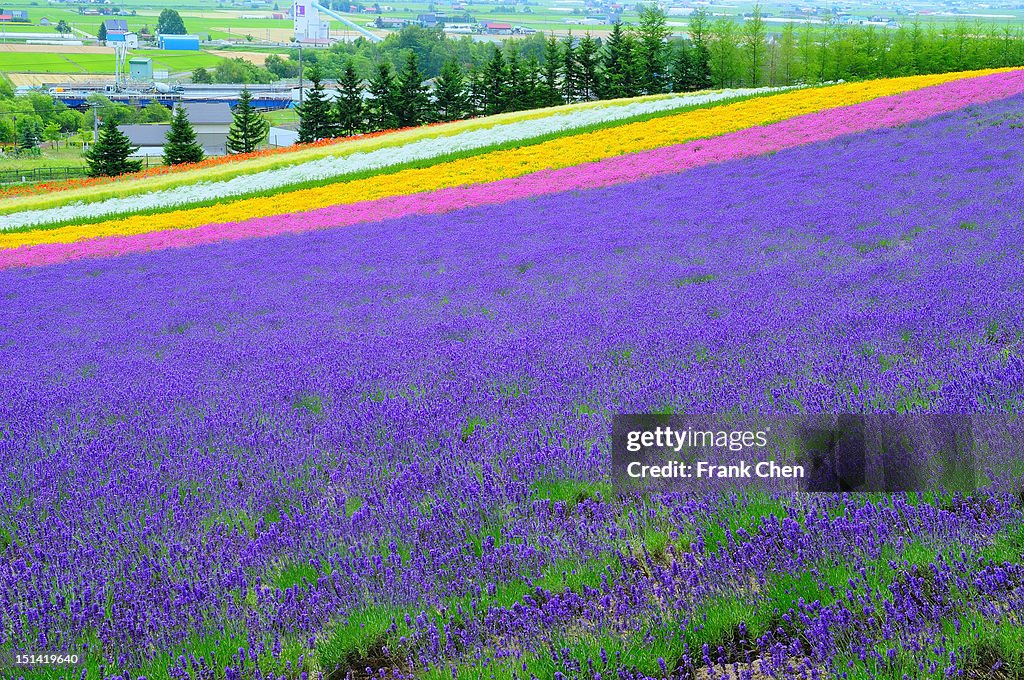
left=0, top=9, right=28, bottom=22
left=118, top=125, right=170, bottom=158
left=119, top=121, right=230, bottom=158
left=177, top=102, right=232, bottom=134
left=128, top=58, right=152, bottom=81
left=158, top=34, right=201, bottom=51
left=484, top=21, right=512, bottom=34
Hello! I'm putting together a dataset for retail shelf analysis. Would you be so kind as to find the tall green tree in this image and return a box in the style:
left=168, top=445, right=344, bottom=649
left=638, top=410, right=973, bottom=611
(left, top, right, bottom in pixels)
left=482, top=46, right=508, bottom=115
left=334, top=61, right=365, bottom=136
left=599, top=22, right=638, bottom=99
left=561, top=34, right=580, bottom=103
left=163, top=105, right=204, bottom=166
left=636, top=4, right=671, bottom=94
left=709, top=17, right=739, bottom=87
left=297, top=65, right=334, bottom=143
left=688, top=8, right=714, bottom=91
left=466, top=66, right=486, bottom=116
left=395, top=51, right=429, bottom=127
left=192, top=67, right=213, bottom=84
left=741, top=5, right=767, bottom=87
left=432, top=58, right=470, bottom=121
left=540, top=36, right=564, bottom=106
left=504, top=51, right=527, bottom=112
left=18, top=120, right=41, bottom=152
left=98, top=22, right=107, bottom=42
left=778, top=22, right=797, bottom=85
left=575, top=33, right=600, bottom=101
left=226, top=88, right=269, bottom=153
left=521, top=54, right=546, bottom=109
left=84, top=118, right=143, bottom=177
left=670, top=39, right=694, bottom=92
left=367, top=61, right=399, bottom=131
left=156, top=8, right=187, bottom=35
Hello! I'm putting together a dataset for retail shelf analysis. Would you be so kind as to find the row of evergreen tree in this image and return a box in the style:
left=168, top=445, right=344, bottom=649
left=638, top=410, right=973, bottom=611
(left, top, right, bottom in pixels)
left=289, top=6, right=1024, bottom=92
left=295, top=6, right=711, bottom=142
left=294, top=3, right=1024, bottom=142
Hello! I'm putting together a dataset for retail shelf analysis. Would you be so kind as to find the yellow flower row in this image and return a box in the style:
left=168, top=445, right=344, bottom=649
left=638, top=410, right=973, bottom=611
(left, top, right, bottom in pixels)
left=0, top=70, right=994, bottom=251
left=0, top=90, right=699, bottom=216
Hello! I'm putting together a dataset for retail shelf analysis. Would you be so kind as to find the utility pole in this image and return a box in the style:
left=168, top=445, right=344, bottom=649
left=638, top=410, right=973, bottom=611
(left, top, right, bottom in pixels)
left=298, top=43, right=304, bottom=105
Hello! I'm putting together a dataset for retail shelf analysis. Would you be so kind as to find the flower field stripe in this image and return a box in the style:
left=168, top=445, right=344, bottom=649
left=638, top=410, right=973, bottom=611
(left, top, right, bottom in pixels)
left=0, top=89, right=718, bottom=204
left=0, top=70, right=1004, bottom=248
left=0, top=70, right=998, bottom=231
left=3, top=68, right=1022, bottom=270
left=0, top=87, right=783, bottom=218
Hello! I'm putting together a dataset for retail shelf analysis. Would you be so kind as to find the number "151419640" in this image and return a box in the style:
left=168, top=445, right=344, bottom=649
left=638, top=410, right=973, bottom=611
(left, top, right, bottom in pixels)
left=14, top=653, right=81, bottom=665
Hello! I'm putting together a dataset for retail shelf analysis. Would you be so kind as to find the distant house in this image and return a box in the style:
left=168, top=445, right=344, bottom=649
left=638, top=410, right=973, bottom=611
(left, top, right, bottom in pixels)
left=373, top=16, right=412, bottom=28
left=119, top=102, right=233, bottom=158
left=103, top=18, right=128, bottom=32
left=39, top=17, right=51, bottom=25
left=118, top=124, right=171, bottom=158
left=175, top=102, right=232, bottom=155
left=0, top=9, right=29, bottom=22
left=484, top=21, right=512, bottom=34
left=178, top=102, right=232, bottom=131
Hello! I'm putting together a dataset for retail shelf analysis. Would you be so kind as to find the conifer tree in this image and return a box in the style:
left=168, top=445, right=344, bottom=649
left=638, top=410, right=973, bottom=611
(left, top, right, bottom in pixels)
left=367, top=61, right=399, bottom=131
left=334, top=61, right=365, bottom=136
left=482, top=46, right=507, bottom=115
left=575, top=33, right=600, bottom=100
left=599, top=22, right=639, bottom=99
left=163, top=105, right=204, bottom=165
left=742, top=5, right=767, bottom=87
left=432, top=58, right=470, bottom=121
left=84, top=118, right=143, bottom=177
left=17, top=121, right=40, bottom=152
left=561, top=34, right=579, bottom=103
left=504, top=51, right=528, bottom=112
left=540, top=36, right=564, bottom=106
left=688, top=8, right=714, bottom=91
left=522, top=54, right=546, bottom=109
left=670, top=40, right=695, bottom=92
left=226, top=88, right=269, bottom=154
left=297, top=65, right=334, bottom=143
left=465, top=66, right=487, bottom=116
left=395, top=51, right=429, bottom=127
left=636, top=4, right=671, bottom=94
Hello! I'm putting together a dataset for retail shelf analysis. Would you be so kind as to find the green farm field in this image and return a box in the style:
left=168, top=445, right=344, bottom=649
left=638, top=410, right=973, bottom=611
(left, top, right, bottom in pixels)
left=0, top=49, right=224, bottom=75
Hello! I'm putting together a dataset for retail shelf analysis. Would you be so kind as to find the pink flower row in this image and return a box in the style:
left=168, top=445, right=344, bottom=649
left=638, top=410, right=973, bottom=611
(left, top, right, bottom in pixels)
left=4, top=69, right=1024, bottom=271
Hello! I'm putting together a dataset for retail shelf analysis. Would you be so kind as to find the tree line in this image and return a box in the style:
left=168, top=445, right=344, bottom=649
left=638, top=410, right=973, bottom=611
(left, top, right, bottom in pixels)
left=291, top=6, right=1024, bottom=142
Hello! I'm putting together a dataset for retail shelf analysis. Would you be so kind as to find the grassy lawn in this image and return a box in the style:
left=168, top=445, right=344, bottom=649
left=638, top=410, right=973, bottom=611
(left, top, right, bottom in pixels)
left=0, top=50, right=227, bottom=75
left=0, top=146, right=89, bottom=172
left=264, top=108, right=298, bottom=125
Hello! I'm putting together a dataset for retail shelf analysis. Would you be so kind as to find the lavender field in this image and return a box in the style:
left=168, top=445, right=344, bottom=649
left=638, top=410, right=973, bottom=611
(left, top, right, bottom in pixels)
left=2, top=93, right=1024, bottom=679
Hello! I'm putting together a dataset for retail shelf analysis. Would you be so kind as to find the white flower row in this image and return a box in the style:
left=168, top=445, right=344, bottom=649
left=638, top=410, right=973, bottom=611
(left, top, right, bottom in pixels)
left=1, top=87, right=787, bottom=230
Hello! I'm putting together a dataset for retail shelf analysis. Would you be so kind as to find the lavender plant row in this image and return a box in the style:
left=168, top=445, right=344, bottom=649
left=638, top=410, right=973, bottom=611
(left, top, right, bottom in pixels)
left=1, top=95, right=1024, bottom=679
